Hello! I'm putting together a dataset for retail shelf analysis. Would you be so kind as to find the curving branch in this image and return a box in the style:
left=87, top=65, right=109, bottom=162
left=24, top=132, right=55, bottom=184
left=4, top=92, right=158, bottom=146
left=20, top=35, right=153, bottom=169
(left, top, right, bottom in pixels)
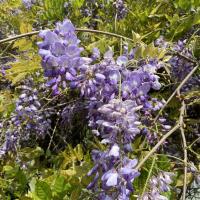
left=0, top=28, right=133, bottom=44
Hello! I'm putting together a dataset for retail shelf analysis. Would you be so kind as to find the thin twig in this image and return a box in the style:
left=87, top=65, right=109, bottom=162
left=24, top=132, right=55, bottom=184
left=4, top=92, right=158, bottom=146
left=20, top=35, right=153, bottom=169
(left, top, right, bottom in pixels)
left=0, top=41, right=14, bottom=57
left=153, top=64, right=199, bottom=123
left=169, top=50, right=198, bottom=64
left=47, top=118, right=59, bottom=151
left=0, top=31, right=39, bottom=44
left=177, top=90, right=187, bottom=200
left=155, top=154, right=196, bottom=169
left=187, top=136, right=200, bottom=148
left=141, top=156, right=156, bottom=197
left=0, top=28, right=133, bottom=44
left=136, top=123, right=180, bottom=170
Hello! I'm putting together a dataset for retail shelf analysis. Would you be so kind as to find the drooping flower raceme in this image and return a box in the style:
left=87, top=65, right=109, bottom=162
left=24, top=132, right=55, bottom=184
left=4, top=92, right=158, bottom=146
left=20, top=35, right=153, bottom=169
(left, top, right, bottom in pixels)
left=113, top=0, right=128, bottom=19
left=87, top=149, right=140, bottom=199
left=169, top=40, right=194, bottom=83
left=155, top=37, right=199, bottom=93
left=0, top=76, right=52, bottom=156
left=38, top=19, right=90, bottom=95
left=86, top=99, right=142, bottom=199
left=93, top=99, right=141, bottom=145
left=13, top=79, right=51, bottom=138
left=70, top=50, right=124, bottom=101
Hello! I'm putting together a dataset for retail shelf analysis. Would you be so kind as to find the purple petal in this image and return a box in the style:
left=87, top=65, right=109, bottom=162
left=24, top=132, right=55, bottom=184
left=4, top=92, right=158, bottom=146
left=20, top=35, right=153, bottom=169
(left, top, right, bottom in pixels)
left=106, top=173, right=118, bottom=186
left=109, top=144, right=120, bottom=157
left=65, top=72, right=75, bottom=81
left=116, top=56, right=128, bottom=66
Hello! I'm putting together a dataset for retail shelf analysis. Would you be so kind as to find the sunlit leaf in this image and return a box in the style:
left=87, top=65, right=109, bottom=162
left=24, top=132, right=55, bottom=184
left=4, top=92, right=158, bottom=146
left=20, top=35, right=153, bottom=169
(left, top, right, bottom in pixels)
left=35, top=181, right=52, bottom=200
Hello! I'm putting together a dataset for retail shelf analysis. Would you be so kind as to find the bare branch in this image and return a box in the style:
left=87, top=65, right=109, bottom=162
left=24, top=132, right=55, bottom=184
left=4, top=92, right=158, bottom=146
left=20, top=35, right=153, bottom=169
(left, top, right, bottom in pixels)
left=177, top=90, right=187, bottom=200
left=136, top=123, right=180, bottom=170
left=0, top=28, right=133, bottom=44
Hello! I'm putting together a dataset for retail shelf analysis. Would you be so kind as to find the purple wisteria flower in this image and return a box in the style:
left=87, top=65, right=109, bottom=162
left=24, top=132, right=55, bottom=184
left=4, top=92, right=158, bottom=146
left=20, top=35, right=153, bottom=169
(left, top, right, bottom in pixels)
left=155, top=37, right=198, bottom=93
left=93, top=99, right=141, bottom=145
left=87, top=149, right=140, bottom=199
left=70, top=50, right=126, bottom=101
left=0, top=76, right=52, bottom=156
left=0, top=65, right=11, bottom=76
left=139, top=171, right=174, bottom=200
left=38, top=19, right=89, bottom=95
left=22, top=0, right=36, bottom=9
left=92, top=47, right=100, bottom=61
left=113, top=0, right=128, bottom=19
left=86, top=98, right=142, bottom=199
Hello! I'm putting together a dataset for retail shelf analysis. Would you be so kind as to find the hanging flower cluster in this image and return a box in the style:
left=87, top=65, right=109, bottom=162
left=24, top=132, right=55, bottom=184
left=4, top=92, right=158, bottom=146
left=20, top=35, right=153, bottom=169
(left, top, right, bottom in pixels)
left=38, top=19, right=175, bottom=199
left=0, top=76, right=52, bottom=156
left=38, top=19, right=90, bottom=95
left=113, top=0, right=128, bottom=20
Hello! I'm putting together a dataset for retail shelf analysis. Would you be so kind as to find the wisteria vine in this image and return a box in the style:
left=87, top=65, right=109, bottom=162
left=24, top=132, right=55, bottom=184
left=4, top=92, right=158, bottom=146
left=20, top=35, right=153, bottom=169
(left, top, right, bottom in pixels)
left=1, top=18, right=200, bottom=199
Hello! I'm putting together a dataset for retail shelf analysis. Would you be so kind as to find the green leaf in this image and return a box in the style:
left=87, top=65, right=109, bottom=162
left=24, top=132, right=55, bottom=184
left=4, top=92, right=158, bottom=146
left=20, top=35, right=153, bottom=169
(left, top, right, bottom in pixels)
left=0, top=90, right=15, bottom=117
left=13, top=38, right=33, bottom=51
left=176, top=173, right=193, bottom=186
left=0, top=177, right=8, bottom=189
left=156, top=154, right=171, bottom=171
left=19, top=22, right=32, bottom=33
left=3, top=165, right=19, bottom=178
left=177, top=0, right=191, bottom=10
left=35, top=181, right=52, bottom=200
left=16, top=169, right=28, bottom=191
left=192, top=36, right=200, bottom=59
left=70, top=188, right=81, bottom=200
left=71, top=0, right=84, bottom=8
left=6, top=54, right=41, bottom=84
left=29, top=178, right=37, bottom=193
left=60, top=169, right=76, bottom=176
left=74, top=144, right=83, bottom=161
left=52, top=176, right=65, bottom=194
left=86, top=38, right=115, bottom=53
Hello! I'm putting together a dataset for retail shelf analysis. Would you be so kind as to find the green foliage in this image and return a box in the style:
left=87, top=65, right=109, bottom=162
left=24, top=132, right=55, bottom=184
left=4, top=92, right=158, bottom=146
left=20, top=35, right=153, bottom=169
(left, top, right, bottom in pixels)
left=1, top=164, right=29, bottom=198
left=43, top=0, right=66, bottom=21
left=174, top=0, right=200, bottom=11
left=0, top=144, right=93, bottom=199
left=191, top=36, right=200, bottom=59
left=35, top=181, right=52, bottom=200
left=165, top=10, right=200, bottom=40
left=5, top=52, right=41, bottom=85
left=0, top=90, right=15, bottom=118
